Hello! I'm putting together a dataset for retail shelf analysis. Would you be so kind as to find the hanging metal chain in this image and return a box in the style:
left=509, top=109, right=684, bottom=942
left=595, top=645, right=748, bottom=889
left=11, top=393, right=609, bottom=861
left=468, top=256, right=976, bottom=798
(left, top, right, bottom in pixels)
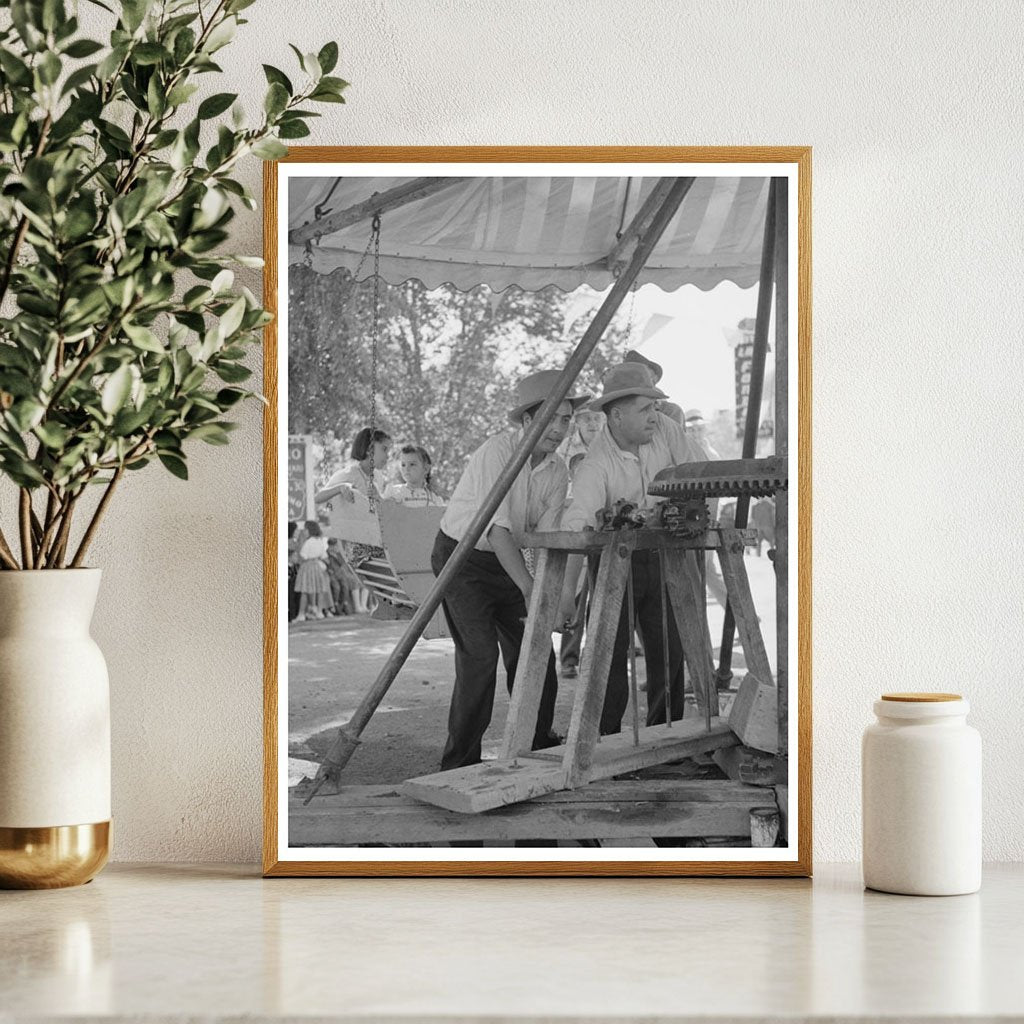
left=367, top=213, right=382, bottom=511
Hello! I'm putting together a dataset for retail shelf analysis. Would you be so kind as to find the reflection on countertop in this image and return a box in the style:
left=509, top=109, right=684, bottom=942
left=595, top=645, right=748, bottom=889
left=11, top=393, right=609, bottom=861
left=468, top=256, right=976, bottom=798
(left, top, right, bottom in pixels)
left=2, top=862, right=1021, bottom=1020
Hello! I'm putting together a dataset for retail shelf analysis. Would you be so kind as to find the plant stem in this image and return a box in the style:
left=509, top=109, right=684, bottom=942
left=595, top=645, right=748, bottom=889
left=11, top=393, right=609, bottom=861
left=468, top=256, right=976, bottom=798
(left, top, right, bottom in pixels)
left=18, top=489, right=34, bottom=569
left=45, top=491, right=79, bottom=569
left=70, top=466, right=124, bottom=568
left=0, top=527, right=19, bottom=570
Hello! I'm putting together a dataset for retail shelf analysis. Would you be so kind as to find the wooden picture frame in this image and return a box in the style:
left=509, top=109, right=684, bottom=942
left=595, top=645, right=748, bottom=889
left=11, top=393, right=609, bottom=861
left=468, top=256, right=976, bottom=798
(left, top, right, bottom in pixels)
left=263, top=147, right=812, bottom=877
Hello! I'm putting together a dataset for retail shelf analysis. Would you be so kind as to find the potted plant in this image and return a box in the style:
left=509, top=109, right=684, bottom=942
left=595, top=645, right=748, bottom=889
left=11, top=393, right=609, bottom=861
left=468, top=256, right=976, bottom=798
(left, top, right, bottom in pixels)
left=0, top=0, right=345, bottom=887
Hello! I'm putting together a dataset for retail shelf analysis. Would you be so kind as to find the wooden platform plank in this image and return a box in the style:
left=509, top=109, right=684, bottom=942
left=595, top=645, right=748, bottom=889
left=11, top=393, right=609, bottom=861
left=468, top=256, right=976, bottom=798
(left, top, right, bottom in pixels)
left=400, top=719, right=738, bottom=814
left=290, top=779, right=770, bottom=845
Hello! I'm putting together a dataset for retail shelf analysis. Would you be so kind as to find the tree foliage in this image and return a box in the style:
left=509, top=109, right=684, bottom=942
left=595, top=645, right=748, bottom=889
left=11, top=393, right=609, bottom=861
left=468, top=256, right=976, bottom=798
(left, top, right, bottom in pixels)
left=0, top=0, right=347, bottom=568
left=288, top=266, right=635, bottom=492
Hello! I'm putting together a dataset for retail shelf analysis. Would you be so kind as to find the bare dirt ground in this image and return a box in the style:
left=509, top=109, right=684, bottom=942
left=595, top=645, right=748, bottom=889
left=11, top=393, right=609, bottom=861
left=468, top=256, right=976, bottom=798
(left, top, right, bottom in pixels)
left=286, top=549, right=778, bottom=789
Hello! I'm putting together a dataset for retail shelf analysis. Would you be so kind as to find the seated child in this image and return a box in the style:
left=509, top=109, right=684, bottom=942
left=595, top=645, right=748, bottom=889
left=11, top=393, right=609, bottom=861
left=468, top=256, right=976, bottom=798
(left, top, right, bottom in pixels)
left=382, top=445, right=446, bottom=507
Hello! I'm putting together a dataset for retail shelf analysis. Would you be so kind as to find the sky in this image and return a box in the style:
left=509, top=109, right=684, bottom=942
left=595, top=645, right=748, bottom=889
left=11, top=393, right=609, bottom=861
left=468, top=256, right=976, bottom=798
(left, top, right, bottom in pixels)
left=563, top=280, right=765, bottom=415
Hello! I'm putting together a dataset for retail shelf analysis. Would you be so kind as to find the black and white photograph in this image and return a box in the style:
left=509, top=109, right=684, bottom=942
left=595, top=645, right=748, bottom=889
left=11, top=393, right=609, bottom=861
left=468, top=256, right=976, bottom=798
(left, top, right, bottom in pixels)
left=267, top=151, right=810, bottom=874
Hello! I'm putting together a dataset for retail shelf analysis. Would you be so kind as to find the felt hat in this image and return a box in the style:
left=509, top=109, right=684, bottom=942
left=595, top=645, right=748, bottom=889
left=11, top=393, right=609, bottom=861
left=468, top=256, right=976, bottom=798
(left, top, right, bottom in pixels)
left=623, top=349, right=664, bottom=385
left=660, top=401, right=685, bottom=425
left=587, top=363, right=667, bottom=412
left=508, top=369, right=591, bottom=424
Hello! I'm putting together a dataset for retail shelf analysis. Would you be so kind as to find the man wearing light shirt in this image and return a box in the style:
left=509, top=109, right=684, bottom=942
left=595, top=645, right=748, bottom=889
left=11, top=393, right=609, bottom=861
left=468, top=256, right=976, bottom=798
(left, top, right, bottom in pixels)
left=432, top=370, right=591, bottom=770
left=560, top=362, right=702, bottom=734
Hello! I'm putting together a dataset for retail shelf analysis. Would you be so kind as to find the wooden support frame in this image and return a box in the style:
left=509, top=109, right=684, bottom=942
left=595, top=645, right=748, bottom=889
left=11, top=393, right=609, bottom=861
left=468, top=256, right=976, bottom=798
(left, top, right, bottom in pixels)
left=291, top=779, right=777, bottom=846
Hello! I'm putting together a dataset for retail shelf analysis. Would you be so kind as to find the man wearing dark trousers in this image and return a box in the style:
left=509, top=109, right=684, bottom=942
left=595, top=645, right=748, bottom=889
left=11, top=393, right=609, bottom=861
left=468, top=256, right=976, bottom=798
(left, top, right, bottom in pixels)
left=432, top=370, right=591, bottom=770
left=560, top=362, right=702, bottom=733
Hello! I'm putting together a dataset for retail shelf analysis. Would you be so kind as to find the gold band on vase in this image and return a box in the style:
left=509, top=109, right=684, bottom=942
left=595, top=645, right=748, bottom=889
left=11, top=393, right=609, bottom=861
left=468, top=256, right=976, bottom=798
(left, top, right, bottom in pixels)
left=0, top=821, right=110, bottom=889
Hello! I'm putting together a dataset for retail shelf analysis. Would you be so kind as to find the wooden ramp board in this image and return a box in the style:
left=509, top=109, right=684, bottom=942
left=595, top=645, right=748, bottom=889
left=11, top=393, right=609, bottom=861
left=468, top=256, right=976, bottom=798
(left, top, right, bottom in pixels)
left=400, top=718, right=737, bottom=814
left=289, top=779, right=768, bottom=846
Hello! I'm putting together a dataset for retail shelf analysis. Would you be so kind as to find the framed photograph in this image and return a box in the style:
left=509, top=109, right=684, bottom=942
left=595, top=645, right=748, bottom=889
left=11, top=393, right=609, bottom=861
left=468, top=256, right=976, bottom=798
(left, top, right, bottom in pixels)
left=263, top=147, right=811, bottom=877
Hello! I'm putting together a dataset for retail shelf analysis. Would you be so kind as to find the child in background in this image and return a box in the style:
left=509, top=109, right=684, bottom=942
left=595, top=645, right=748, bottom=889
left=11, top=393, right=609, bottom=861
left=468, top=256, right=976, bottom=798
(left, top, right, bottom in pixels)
left=382, top=445, right=446, bottom=507
left=294, top=521, right=332, bottom=622
left=325, top=538, right=359, bottom=615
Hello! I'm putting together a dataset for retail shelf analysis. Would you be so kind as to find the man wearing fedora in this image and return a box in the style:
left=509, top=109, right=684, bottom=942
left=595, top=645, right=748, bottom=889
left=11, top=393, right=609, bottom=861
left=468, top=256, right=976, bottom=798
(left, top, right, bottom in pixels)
left=431, top=369, right=590, bottom=770
left=561, top=362, right=701, bottom=734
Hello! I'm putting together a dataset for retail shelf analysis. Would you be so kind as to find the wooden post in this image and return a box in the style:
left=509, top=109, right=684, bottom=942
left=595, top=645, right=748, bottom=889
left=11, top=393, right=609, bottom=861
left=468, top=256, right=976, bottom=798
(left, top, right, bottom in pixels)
left=662, top=549, right=718, bottom=722
left=716, top=177, right=778, bottom=688
left=750, top=806, right=781, bottom=847
left=501, top=548, right=569, bottom=758
left=307, top=178, right=697, bottom=792
left=562, top=534, right=635, bottom=788
left=773, top=177, right=790, bottom=760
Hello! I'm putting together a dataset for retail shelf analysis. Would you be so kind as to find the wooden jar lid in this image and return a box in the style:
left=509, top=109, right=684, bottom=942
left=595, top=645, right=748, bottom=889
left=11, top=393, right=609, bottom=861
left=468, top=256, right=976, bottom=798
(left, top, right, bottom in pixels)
left=881, top=692, right=962, bottom=702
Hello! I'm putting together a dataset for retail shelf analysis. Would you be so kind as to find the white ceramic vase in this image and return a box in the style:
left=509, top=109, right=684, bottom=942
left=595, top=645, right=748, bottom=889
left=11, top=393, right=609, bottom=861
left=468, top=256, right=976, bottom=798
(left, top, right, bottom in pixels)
left=0, top=569, right=111, bottom=888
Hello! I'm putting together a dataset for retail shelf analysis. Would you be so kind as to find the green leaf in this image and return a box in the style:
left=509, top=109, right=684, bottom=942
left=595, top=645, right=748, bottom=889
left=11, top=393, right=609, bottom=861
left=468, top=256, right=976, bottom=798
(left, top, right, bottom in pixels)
left=112, top=405, right=150, bottom=435
left=63, top=38, right=104, bottom=58
left=34, top=421, right=70, bottom=449
left=264, top=82, right=288, bottom=117
left=9, top=399, right=45, bottom=432
left=198, top=91, right=236, bottom=119
left=101, top=365, right=133, bottom=415
left=60, top=63, right=97, bottom=96
left=0, top=50, right=33, bottom=87
left=166, top=82, right=199, bottom=107
left=217, top=296, right=246, bottom=339
left=262, top=64, right=292, bottom=94
left=309, top=88, right=346, bottom=104
left=132, top=42, right=169, bottom=66
left=251, top=138, right=287, bottom=160
left=214, top=362, right=251, bottom=384
left=121, top=0, right=151, bottom=33
left=277, top=120, right=310, bottom=140
left=158, top=452, right=188, bottom=479
left=317, top=41, right=339, bottom=75
left=123, top=322, right=164, bottom=353
left=318, top=75, right=349, bottom=93
left=210, top=268, right=234, bottom=294
left=189, top=423, right=230, bottom=445
left=203, top=16, right=236, bottom=53
left=38, top=51, right=63, bottom=86
left=173, top=26, right=196, bottom=65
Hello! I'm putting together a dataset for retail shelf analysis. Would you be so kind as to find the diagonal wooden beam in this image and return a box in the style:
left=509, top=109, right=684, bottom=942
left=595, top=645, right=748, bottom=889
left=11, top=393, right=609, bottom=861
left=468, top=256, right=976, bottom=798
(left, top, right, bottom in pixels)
left=288, top=176, right=470, bottom=245
left=603, top=177, right=686, bottom=274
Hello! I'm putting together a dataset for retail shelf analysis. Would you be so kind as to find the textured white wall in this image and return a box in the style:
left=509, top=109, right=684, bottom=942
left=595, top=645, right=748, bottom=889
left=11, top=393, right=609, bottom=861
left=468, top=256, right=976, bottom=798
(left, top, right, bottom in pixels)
left=63, top=0, right=1024, bottom=862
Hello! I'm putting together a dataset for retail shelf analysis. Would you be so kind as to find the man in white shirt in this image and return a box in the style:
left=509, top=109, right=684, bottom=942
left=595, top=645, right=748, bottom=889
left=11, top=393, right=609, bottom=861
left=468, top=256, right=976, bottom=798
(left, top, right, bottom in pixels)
left=561, top=362, right=702, bottom=734
left=432, top=370, right=590, bottom=770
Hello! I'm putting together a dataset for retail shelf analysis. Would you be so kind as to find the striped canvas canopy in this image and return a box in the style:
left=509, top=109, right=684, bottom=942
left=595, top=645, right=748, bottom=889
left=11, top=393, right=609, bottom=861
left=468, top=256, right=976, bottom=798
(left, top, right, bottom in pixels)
left=288, top=176, right=770, bottom=293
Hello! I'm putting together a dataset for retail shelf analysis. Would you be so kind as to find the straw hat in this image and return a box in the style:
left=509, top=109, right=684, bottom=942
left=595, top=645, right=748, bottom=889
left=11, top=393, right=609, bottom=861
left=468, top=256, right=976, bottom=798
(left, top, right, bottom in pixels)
left=623, top=349, right=664, bottom=385
left=587, top=363, right=667, bottom=412
left=508, top=369, right=592, bottom=424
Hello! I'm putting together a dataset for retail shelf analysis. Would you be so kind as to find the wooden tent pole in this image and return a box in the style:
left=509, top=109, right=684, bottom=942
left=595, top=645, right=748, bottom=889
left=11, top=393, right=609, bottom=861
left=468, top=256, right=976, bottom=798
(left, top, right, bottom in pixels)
left=306, top=177, right=697, bottom=795
left=773, top=178, right=789, bottom=759
left=289, top=177, right=469, bottom=245
left=604, top=177, right=678, bottom=274
left=715, top=178, right=778, bottom=689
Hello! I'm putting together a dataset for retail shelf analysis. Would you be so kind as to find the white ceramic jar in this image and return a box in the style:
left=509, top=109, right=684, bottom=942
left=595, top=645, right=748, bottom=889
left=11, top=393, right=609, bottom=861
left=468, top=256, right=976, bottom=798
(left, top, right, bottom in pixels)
left=862, top=692, right=981, bottom=896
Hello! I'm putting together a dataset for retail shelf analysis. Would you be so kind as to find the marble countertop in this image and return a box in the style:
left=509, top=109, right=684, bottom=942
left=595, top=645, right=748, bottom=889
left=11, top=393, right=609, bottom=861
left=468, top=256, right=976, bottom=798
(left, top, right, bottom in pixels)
left=2, top=862, right=1021, bottom=1021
